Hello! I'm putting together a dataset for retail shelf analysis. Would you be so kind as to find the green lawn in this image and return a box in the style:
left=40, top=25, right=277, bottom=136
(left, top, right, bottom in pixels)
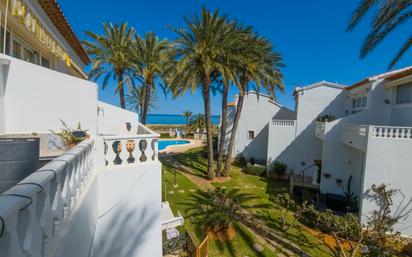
left=162, top=159, right=278, bottom=257
left=170, top=147, right=336, bottom=257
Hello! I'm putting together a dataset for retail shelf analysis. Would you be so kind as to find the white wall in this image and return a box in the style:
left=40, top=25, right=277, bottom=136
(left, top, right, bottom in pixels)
left=361, top=137, right=412, bottom=236
left=267, top=122, right=296, bottom=168
left=0, top=59, right=8, bottom=133
left=224, top=92, right=294, bottom=164
left=97, top=101, right=139, bottom=135
left=320, top=111, right=369, bottom=198
left=292, top=84, right=346, bottom=173
left=92, top=162, right=162, bottom=257
left=0, top=54, right=98, bottom=134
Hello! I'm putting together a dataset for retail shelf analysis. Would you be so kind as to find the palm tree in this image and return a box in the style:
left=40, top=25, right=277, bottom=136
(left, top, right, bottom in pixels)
left=167, top=8, right=240, bottom=180
left=182, top=110, right=193, bottom=133
left=347, top=0, right=412, bottom=69
left=131, top=32, right=172, bottom=124
left=189, top=113, right=206, bottom=132
left=216, top=24, right=251, bottom=177
left=83, top=22, right=135, bottom=109
left=224, top=32, right=284, bottom=176
left=127, top=86, right=157, bottom=117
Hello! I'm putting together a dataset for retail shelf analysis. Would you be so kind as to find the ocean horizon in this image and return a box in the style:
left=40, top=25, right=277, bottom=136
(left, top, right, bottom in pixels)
left=147, top=114, right=220, bottom=125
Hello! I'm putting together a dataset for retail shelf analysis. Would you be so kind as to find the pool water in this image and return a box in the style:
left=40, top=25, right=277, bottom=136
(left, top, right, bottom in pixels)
left=158, top=140, right=191, bottom=151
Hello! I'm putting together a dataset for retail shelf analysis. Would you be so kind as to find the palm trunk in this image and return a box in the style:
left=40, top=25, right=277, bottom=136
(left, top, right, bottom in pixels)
left=202, top=76, right=215, bottom=180
left=224, top=89, right=245, bottom=176
left=118, top=72, right=126, bottom=109
left=217, top=82, right=228, bottom=177
left=141, top=79, right=151, bottom=125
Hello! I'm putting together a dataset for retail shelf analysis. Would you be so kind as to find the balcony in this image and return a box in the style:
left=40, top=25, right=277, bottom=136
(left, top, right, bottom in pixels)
left=342, top=124, right=412, bottom=151
left=370, top=126, right=412, bottom=139
left=315, top=122, right=326, bottom=140
left=272, top=119, right=296, bottom=126
left=0, top=125, right=163, bottom=257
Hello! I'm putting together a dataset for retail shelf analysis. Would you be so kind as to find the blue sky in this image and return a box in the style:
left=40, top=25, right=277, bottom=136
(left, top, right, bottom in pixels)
left=60, top=0, right=411, bottom=115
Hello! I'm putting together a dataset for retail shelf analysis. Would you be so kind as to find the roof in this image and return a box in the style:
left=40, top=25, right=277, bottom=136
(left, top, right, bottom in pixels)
left=38, top=0, right=90, bottom=65
left=294, top=81, right=346, bottom=95
left=229, top=91, right=284, bottom=108
left=387, top=66, right=412, bottom=81
left=347, top=66, right=412, bottom=90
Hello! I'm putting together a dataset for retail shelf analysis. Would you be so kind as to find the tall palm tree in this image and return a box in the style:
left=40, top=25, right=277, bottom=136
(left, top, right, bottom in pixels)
left=127, top=86, right=157, bottom=116
left=131, top=32, right=172, bottom=124
left=216, top=79, right=230, bottom=176
left=190, top=113, right=206, bottom=132
left=224, top=32, right=284, bottom=176
left=347, top=0, right=412, bottom=69
left=83, top=23, right=135, bottom=109
left=182, top=110, right=193, bottom=133
left=216, top=24, right=251, bottom=177
left=167, top=8, right=240, bottom=180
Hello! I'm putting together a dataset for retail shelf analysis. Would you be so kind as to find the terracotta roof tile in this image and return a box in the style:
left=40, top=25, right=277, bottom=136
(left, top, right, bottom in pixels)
left=38, top=0, right=90, bottom=65
left=347, top=66, right=412, bottom=90
left=387, top=67, right=412, bottom=81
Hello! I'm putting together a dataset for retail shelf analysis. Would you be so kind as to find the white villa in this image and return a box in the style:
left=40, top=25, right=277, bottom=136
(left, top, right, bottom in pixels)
left=0, top=1, right=171, bottom=257
left=223, top=68, right=412, bottom=236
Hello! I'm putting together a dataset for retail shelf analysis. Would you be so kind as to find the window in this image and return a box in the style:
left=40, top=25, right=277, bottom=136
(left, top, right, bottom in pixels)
left=23, top=47, right=39, bottom=64
left=13, top=40, right=21, bottom=59
left=0, top=27, right=10, bottom=55
left=351, top=95, right=367, bottom=113
left=41, top=56, right=50, bottom=68
left=247, top=131, right=255, bottom=140
left=396, top=83, right=412, bottom=104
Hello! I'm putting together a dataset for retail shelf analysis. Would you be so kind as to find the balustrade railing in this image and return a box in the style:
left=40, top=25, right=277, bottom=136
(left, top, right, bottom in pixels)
left=371, top=126, right=412, bottom=139
left=103, top=134, right=159, bottom=168
left=0, top=139, right=94, bottom=257
left=272, top=119, right=295, bottom=126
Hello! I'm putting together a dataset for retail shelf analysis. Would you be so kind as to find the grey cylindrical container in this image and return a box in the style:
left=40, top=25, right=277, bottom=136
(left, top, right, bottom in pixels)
left=0, top=138, right=40, bottom=194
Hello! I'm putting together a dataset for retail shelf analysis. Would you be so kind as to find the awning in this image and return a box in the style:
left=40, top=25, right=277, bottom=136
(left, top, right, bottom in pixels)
left=161, top=201, right=184, bottom=230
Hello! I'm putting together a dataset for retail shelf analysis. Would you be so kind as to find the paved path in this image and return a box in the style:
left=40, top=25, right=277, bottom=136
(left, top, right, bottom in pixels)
left=161, top=156, right=313, bottom=257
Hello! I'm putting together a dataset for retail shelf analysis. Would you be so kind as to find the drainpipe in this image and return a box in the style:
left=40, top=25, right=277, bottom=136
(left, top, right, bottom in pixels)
left=3, top=0, right=9, bottom=54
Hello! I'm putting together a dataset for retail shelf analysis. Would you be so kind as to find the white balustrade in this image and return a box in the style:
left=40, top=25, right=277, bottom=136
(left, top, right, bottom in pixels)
left=103, top=134, right=159, bottom=168
left=371, top=126, right=412, bottom=139
left=272, top=119, right=296, bottom=126
left=0, top=139, right=94, bottom=257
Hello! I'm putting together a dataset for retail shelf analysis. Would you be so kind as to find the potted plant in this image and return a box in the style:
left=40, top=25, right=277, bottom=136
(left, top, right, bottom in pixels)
left=50, top=120, right=89, bottom=149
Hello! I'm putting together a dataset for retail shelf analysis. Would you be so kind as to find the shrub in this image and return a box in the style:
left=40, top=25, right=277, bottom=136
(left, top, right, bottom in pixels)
left=233, top=154, right=247, bottom=166
left=243, top=163, right=266, bottom=177
left=298, top=203, right=362, bottom=241
left=160, top=133, right=173, bottom=139
left=268, top=161, right=287, bottom=176
left=316, top=113, right=336, bottom=122
left=403, top=242, right=412, bottom=256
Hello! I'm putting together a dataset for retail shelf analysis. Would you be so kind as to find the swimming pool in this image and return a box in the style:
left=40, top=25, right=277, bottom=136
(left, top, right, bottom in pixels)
left=158, top=140, right=191, bottom=151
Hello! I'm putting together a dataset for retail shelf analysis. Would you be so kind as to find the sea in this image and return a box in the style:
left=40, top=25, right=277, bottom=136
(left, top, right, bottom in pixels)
left=147, top=114, right=220, bottom=125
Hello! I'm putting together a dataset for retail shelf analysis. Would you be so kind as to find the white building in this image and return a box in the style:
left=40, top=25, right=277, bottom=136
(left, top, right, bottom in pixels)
left=0, top=1, right=165, bottom=256
left=222, top=91, right=295, bottom=164
left=222, top=69, right=412, bottom=236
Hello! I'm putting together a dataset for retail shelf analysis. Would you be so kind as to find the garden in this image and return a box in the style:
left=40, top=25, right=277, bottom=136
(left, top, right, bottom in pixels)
left=163, top=147, right=412, bottom=257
